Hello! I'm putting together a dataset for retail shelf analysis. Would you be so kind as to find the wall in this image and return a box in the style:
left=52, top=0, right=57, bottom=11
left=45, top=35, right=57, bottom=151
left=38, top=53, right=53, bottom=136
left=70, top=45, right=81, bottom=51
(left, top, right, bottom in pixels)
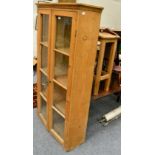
left=77, top=0, right=121, bottom=31
left=33, top=0, right=121, bottom=56
left=33, top=0, right=37, bottom=57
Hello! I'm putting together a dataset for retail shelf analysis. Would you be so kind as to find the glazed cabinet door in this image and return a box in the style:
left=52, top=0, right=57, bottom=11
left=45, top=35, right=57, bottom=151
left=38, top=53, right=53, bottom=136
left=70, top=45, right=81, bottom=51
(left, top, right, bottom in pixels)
left=49, top=11, right=77, bottom=144
left=37, top=10, right=51, bottom=128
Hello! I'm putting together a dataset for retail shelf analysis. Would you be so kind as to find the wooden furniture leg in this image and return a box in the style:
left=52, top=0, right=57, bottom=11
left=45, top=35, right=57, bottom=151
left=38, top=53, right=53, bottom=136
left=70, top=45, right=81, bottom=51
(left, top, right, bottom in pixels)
left=104, top=41, right=117, bottom=91
left=93, top=41, right=106, bottom=95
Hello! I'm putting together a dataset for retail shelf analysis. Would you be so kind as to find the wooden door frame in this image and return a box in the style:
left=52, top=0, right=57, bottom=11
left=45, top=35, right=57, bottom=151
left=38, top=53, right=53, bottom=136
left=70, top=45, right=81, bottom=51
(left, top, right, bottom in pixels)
left=37, top=9, right=52, bottom=128
left=48, top=10, right=78, bottom=143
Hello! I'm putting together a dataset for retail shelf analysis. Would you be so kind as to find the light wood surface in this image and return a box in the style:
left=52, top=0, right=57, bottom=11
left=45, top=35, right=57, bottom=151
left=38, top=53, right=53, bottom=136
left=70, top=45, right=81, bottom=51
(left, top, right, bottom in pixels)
left=50, top=129, right=64, bottom=144
left=36, top=3, right=103, bottom=151
left=54, top=48, right=70, bottom=56
left=54, top=75, right=67, bottom=88
left=93, top=41, right=106, bottom=95
left=104, top=41, right=117, bottom=91
left=93, top=31, right=119, bottom=96
left=99, top=32, right=120, bottom=39
left=59, top=0, right=76, bottom=3
left=53, top=100, right=65, bottom=115
left=49, top=11, right=77, bottom=149
left=53, top=79, right=67, bottom=90
left=52, top=105, right=65, bottom=118
left=40, top=41, right=48, bottom=47
left=100, top=74, right=110, bottom=80
left=37, top=9, right=52, bottom=130
left=40, top=68, right=48, bottom=76
left=92, top=86, right=121, bottom=100
left=53, top=82, right=66, bottom=117
left=36, top=2, right=103, bottom=12
left=63, top=10, right=101, bottom=151
left=40, top=92, right=47, bottom=102
left=53, top=110, right=65, bottom=139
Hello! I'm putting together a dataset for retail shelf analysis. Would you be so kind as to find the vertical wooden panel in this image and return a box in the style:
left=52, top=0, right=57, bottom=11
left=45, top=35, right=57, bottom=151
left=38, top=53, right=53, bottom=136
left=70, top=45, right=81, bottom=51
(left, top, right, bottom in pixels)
left=93, top=41, right=106, bottom=95
left=64, top=10, right=101, bottom=151
left=37, top=9, right=52, bottom=129
left=37, top=12, right=42, bottom=114
left=104, top=40, right=117, bottom=91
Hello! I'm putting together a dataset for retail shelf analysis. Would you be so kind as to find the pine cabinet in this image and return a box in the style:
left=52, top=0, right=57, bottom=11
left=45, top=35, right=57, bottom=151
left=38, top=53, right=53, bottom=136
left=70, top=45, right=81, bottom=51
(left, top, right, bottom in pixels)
left=36, top=2, right=103, bottom=151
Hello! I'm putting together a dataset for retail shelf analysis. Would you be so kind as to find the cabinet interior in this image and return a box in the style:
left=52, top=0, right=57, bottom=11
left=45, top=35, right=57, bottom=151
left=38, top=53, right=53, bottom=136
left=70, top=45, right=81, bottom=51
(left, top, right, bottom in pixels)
left=55, top=16, right=72, bottom=54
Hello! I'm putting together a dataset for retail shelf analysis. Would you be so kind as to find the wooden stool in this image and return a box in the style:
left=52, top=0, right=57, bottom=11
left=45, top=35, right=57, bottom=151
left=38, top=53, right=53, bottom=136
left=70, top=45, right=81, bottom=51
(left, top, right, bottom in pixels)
left=93, top=31, right=120, bottom=96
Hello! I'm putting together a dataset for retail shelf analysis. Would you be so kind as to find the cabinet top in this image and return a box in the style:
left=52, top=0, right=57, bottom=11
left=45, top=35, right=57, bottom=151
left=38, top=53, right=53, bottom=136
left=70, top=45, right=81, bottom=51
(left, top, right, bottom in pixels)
left=99, top=32, right=120, bottom=39
left=36, top=2, right=103, bottom=13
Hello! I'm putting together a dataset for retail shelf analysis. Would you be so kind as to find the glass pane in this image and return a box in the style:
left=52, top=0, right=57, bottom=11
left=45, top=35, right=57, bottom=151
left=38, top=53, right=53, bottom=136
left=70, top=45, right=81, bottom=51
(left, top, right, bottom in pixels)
left=41, top=14, right=49, bottom=42
left=54, top=52, right=68, bottom=88
left=53, top=84, right=66, bottom=115
left=55, top=16, right=72, bottom=53
left=52, top=110, right=65, bottom=139
left=41, top=97, right=47, bottom=120
left=41, top=45, right=48, bottom=73
left=41, top=73, right=48, bottom=97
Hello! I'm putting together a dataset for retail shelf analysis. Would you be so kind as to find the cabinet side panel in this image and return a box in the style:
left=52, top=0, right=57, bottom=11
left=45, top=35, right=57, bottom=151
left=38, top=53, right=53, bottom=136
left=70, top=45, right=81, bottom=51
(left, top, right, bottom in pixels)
left=65, top=10, right=101, bottom=150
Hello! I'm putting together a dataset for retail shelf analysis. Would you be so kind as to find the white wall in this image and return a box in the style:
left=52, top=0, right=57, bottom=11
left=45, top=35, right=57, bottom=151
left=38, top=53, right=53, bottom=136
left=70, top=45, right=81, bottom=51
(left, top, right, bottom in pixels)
left=77, top=0, right=121, bottom=31
left=50, top=0, right=121, bottom=30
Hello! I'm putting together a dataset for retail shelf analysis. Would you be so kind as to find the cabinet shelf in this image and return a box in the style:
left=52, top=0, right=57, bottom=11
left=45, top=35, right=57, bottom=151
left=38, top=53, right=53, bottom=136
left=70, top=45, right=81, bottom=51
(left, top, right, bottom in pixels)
left=53, top=98, right=65, bottom=118
left=52, top=110, right=65, bottom=139
left=52, top=104, right=65, bottom=118
left=53, top=78, right=67, bottom=90
left=40, top=92, right=47, bottom=102
left=40, top=68, right=48, bottom=76
left=50, top=129, right=64, bottom=144
left=53, top=82, right=66, bottom=118
left=54, top=48, right=69, bottom=56
left=54, top=75, right=67, bottom=89
left=40, top=95, right=47, bottom=122
left=41, top=89, right=48, bottom=98
left=40, top=41, right=48, bottom=47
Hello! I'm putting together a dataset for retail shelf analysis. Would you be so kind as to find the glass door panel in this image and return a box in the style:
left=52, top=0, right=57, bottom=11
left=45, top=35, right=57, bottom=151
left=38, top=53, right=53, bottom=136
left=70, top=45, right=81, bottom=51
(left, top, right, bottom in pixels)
left=53, top=83, right=66, bottom=115
left=41, top=45, right=48, bottom=73
left=40, top=96, right=47, bottom=120
left=41, top=14, right=49, bottom=43
left=54, top=52, right=69, bottom=88
left=52, top=110, right=65, bottom=139
left=41, top=73, right=48, bottom=97
left=50, top=12, right=75, bottom=140
left=40, top=14, right=49, bottom=74
left=38, top=12, right=50, bottom=126
left=55, top=16, right=72, bottom=54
